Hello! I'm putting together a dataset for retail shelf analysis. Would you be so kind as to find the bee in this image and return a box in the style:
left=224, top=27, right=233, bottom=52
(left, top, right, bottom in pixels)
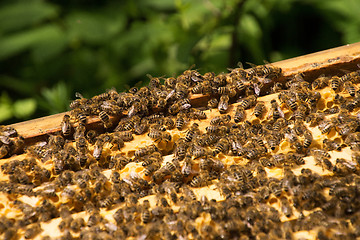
left=280, top=197, right=293, bottom=218
left=24, top=223, right=42, bottom=239
left=312, top=74, right=329, bottom=90
left=134, top=121, right=148, bottom=135
left=185, top=123, right=199, bottom=142
left=218, top=94, right=230, bottom=113
left=330, top=76, right=342, bottom=91
left=266, top=135, right=280, bottom=151
left=163, top=117, right=175, bottom=130
left=337, top=121, right=357, bottom=136
left=210, top=115, right=231, bottom=126
left=175, top=112, right=186, bottom=130
left=311, top=149, right=331, bottom=159
left=207, top=98, right=219, bottom=109
left=213, top=138, right=229, bottom=156
left=165, top=77, right=176, bottom=89
left=268, top=99, right=284, bottom=120
left=169, top=98, right=191, bottom=115
left=238, top=95, right=257, bottom=109
left=134, top=144, right=158, bottom=158
left=303, top=130, right=313, bottom=149
left=70, top=92, right=88, bottom=109
left=232, top=105, right=245, bottom=123
left=318, top=120, right=334, bottom=134
left=259, top=157, right=273, bottom=168
left=334, top=158, right=357, bottom=174
left=253, top=101, right=266, bottom=118
left=269, top=180, right=282, bottom=197
left=75, top=110, right=88, bottom=124
left=343, top=81, right=356, bottom=96
left=259, top=63, right=282, bottom=79
left=93, top=138, right=104, bottom=160
left=149, top=128, right=172, bottom=143
left=234, top=78, right=247, bottom=92
left=271, top=154, right=286, bottom=167
left=0, top=145, right=9, bottom=159
left=116, top=131, right=133, bottom=142
left=144, top=163, right=161, bottom=176
left=285, top=96, right=297, bottom=112
left=190, top=109, right=207, bottom=120
left=323, top=139, right=341, bottom=151
left=141, top=208, right=151, bottom=224
left=60, top=114, right=72, bottom=137
left=189, top=174, right=211, bottom=188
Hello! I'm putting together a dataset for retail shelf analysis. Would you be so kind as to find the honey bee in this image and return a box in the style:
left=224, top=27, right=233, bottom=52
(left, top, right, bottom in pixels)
left=93, top=138, right=104, bottom=160
left=190, top=108, right=207, bottom=120
left=218, top=94, right=230, bottom=113
left=60, top=114, right=72, bottom=137
left=303, top=130, right=313, bottom=149
left=210, top=115, right=231, bottom=126
left=233, top=105, right=245, bottom=123
left=189, top=174, right=211, bottom=188
left=310, top=149, right=331, bottom=159
left=269, top=180, right=282, bottom=197
left=334, top=158, right=357, bottom=174
left=258, top=62, right=282, bottom=79
left=185, top=123, right=199, bottom=142
left=165, top=77, right=177, bottom=89
left=268, top=99, right=284, bottom=120
left=24, top=223, right=42, bottom=239
left=213, top=138, right=229, bottom=156
left=253, top=101, right=266, bottom=118
left=207, top=98, right=218, bottom=109
left=169, top=99, right=191, bottom=115
left=280, top=197, right=293, bottom=218
left=330, top=76, right=342, bottom=91
left=312, top=74, right=330, bottom=90
left=323, top=139, right=341, bottom=151
left=0, top=145, right=9, bottom=159
left=134, top=144, right=158, bottom=158
left=238, top=95, right=257, bottom=109
left=271, top=153, right=286, bottom=167
left=266, top=135, right=280, bottom=151
left=163, top=117, right=175, bottom=130
left=318, top=119, right=334, bottom=134
left=343, top=81, right=356, bottom=96
left=259, top=157, right=273, bottom=168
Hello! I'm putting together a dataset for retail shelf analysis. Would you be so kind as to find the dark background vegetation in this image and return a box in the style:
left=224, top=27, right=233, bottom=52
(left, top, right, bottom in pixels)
left=0, top=0, right=359, bottom=124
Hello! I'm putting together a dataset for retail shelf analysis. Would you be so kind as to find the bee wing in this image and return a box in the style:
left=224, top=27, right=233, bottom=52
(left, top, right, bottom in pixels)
left=253, top=83, right=261, bottom=96
left=259, top=77, right=272, bottom=84
left=278, top=107, right=285, bottom=118
left=75, top=92, right=84, bottom=99
left=166, top=89, right=175, bottom=101
left=181, top=103, right=192, bottom=111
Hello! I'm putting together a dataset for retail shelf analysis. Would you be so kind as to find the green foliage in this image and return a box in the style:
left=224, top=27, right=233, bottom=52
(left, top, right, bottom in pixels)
left=0, top=0, right=359, bottom=124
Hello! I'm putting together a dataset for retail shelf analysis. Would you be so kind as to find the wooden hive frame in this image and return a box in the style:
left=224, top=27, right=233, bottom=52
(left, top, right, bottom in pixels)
left=1, top=42, right=360, bottom=240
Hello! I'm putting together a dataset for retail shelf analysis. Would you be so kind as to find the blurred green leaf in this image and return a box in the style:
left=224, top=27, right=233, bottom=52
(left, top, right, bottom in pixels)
left=13, top=98, right=37, bottom=119
left=66, top=11, right=125, bottom=45
left=0, top=24, right=65, bottom=61
left=0, top=92, right=13, bottom=123
left=0, top=0, right=58, bottom=34
left=40, top=81, right=70, bottom=114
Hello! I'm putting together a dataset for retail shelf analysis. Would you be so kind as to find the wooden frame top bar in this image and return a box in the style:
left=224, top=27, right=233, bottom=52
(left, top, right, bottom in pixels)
left=8, top=42, right=360, bottom=144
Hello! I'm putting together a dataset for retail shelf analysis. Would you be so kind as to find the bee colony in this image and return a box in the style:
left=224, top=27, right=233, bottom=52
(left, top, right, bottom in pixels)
left=1, top=43, right=360, bottom=240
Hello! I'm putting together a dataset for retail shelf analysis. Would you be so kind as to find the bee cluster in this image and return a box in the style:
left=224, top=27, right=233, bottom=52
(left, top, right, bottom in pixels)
left=0, top=126, right=24, bottom=159
left=2, top=63, right=360, bottom=240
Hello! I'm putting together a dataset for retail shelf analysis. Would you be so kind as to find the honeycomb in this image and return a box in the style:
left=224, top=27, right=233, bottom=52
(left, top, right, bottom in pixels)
left=1, top=63, right=360, bottom=240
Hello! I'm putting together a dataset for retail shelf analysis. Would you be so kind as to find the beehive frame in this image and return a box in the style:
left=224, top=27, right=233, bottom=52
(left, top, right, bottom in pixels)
left=1, top=42, right=360, bottom=240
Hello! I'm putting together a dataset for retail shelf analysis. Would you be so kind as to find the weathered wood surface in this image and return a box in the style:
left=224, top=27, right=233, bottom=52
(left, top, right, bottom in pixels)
left=8, top=42, right=360, bottom=144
